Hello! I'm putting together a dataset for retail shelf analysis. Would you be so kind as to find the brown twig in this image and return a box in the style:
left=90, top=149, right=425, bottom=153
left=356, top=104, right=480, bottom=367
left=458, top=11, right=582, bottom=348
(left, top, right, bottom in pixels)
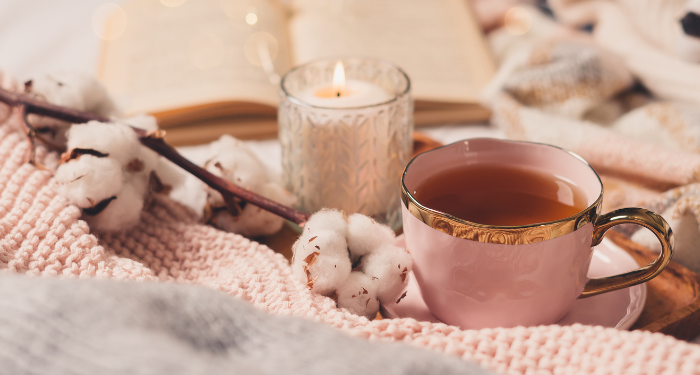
left=0, top=87, right=311, bottom=225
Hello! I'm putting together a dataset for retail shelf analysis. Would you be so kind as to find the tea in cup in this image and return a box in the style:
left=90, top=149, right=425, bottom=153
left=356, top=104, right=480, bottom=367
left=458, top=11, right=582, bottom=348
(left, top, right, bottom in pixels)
left=401, top=138, right=673, bottom=329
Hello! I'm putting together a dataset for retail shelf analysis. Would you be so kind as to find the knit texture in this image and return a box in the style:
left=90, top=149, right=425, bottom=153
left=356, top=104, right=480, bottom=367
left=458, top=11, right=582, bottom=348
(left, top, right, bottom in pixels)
left=0, top=273, right=491, bottom=375
left=486, top=3, right=700, bottom=277
left=2, top=118, right=700, bottom=374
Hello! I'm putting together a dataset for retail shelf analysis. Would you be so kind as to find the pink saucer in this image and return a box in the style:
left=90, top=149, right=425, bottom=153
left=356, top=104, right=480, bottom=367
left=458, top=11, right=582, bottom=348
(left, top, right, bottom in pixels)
left=383, top=237, right=646, bottom=330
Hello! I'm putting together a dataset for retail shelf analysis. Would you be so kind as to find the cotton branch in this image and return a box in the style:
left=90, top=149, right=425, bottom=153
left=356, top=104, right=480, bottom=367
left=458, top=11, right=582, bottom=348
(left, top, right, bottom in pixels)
left=0, top=87, right=311, bottom=225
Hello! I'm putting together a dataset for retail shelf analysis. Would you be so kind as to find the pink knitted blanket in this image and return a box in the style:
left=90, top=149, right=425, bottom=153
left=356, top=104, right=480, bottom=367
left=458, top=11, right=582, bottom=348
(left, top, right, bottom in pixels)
left=1, top=119, right=699, bottom=374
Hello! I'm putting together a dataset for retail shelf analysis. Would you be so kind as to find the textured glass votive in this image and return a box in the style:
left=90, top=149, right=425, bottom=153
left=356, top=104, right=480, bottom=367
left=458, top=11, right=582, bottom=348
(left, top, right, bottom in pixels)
left=279, top=58, right=413, bottom=229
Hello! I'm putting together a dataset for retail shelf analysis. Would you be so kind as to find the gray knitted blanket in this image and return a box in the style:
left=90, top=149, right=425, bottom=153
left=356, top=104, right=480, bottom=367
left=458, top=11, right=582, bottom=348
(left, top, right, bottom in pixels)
left=0, top=274, right=492, bottom=375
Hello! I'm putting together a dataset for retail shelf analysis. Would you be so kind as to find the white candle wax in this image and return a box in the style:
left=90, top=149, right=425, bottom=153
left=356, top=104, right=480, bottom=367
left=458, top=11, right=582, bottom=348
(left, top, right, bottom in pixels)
left=296, top=79, right=393, bottom=108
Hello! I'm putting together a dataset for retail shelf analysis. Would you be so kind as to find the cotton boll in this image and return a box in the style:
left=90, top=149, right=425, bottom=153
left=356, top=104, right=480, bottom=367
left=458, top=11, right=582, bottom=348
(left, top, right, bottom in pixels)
left=203, top=135, right=295, bottom=237
left=29, top=72, right=118, bottom=116
left=55, top=155, right=123, bottom=208
left=347, top=213, right=395, bottom=261
left=56, top=119, right=157, bottom=233
left=291, top=230, right=352, bottom=295
left=67, top=121, right=140, bottom=166
left=25, top=73, right=120, bottom=149
left=83, top=182, right=145, bottom=232
left=54, top=119, right=164, bottom=233
left=360, top=243, right=412, bottom=304
left=302, top=209, right=349, bottom=238
left=336, top=271, right=381, bottom=318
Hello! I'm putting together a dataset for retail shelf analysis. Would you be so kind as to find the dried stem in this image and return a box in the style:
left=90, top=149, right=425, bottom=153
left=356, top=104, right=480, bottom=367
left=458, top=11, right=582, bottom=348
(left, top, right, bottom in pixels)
left=0, top=87, right=311, bottom=225
left=16, top=105, right=35, bottom=164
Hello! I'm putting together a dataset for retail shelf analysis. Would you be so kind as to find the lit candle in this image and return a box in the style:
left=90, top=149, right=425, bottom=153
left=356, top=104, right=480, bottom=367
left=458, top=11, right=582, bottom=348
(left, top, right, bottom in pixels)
left=296, top=62, right=392, bottom=108
left=279, top=58, right=412, bottom=229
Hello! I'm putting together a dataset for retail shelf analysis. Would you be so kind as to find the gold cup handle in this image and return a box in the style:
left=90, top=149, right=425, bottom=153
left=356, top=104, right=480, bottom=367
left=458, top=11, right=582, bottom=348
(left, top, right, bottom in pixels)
left=580, top=207, right=675, bottom=298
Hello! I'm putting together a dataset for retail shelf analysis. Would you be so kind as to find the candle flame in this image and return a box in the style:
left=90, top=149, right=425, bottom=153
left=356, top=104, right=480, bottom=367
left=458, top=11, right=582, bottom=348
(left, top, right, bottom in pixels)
left=332, top=61, right=345, bottom=95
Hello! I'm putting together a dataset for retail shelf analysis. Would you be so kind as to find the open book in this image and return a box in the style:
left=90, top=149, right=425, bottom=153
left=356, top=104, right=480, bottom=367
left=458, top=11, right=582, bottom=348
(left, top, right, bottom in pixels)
left=98, top=0, right=496, bottom=145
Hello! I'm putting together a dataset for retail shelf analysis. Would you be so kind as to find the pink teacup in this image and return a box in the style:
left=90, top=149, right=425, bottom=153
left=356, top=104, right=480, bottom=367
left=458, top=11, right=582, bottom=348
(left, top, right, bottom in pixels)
left=401, top=138, right=674, bottom=329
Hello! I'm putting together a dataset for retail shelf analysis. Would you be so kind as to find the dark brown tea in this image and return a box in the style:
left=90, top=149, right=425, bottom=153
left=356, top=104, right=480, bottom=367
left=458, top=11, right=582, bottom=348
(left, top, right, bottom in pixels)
left=413, top=164, right=588, bottom=226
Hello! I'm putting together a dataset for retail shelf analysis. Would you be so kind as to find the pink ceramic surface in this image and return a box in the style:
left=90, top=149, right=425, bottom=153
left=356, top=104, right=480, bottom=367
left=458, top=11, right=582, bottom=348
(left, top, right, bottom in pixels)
left=383, top=236, right=647, bottom=330
left=401, top=139, right=605, bottom=329
left=402, top=204, right=595, bottom=329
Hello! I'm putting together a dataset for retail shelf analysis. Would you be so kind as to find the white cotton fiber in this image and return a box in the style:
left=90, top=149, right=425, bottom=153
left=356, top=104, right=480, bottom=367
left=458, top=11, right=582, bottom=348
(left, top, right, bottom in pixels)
left=360, top=243, right=413, bottom=304
left=293, top=230, right=349, bottom=262
left=67, top=121, right=140, bottom=165
left=83, top=182, right=144, bottom=232
left=291, top=251, right=351, bottom=296
left=302, top=209, right=349, bottom=238
left=26, top=72, right=120, bottom=149
left=205, top=137, right=266, bottom=193
left=29, top=74, right=85, bottom=112
left=114, top=115, right=160, bottom=173
left=291, top=212, right=406, bottom=310
left=30, top=72, right=118, bottom=117
left=111, top=115, right=184, bottom=192
left=261, top=181, right=297, bottom=208
left=336, top=271, right=381, bottom=318
left=346, top=213, right=395, bottom=261
left=123, top=114, right=159, bottom=132
left=136, top=146, right=160, bottom=174
left=55, top=155, right=123, bottom=208
left=291, top=229, right=352, bottom=295
left=203, top=135, right=295, bottom=238
left=211, top=183, right=295, bottom=237
left=154, top=157, right=186, bottom=191
left=55, top=118, right=174, bottom=233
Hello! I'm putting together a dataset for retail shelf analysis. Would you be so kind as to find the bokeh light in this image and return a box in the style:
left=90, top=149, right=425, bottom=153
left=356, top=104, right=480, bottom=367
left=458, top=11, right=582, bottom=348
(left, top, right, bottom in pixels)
left=245, top=12, right=258, bottom=25
left=221, top=0, right=257, bottom=29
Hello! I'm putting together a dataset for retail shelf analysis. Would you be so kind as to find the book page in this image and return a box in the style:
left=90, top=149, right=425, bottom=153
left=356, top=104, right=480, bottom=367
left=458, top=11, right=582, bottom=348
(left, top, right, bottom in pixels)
left=289, top=0, right=495, bottom=103
left=98, top=0, right=292, bottom=115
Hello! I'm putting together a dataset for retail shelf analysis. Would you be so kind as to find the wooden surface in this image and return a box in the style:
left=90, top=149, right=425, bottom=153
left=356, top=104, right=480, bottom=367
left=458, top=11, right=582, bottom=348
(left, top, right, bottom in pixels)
left=608, top=231, right=700, bottom=341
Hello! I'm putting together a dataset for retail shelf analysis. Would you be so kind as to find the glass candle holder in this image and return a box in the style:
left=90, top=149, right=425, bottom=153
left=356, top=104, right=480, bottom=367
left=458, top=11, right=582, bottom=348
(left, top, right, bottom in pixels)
left=279, top=58, right=413, bottom=229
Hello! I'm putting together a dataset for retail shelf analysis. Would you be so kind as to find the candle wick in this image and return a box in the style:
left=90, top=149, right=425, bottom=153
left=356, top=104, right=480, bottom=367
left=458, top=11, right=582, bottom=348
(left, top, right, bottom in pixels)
left=336, top=92, right=340, bottom=97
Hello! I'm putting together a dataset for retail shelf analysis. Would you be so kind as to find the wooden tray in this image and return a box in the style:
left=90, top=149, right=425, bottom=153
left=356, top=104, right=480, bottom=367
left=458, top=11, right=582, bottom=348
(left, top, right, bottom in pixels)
left=259, top=132, right=700, bottom=341
left=608, top=231, right=700, bottom=340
